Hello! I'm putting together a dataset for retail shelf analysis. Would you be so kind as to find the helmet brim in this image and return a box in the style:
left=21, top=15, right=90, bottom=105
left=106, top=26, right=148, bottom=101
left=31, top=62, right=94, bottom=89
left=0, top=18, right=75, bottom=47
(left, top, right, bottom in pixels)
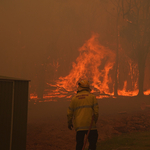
left=77, top=86, right=91, bottom=92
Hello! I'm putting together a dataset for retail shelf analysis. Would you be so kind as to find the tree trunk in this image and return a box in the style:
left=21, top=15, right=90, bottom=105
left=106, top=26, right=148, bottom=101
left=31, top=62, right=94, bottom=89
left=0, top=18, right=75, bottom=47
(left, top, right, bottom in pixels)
left=114, top=62, right=118, bottom=97
left=114, top=12, right=119, bottom=97
left=138, top=56, right=146, bottom=97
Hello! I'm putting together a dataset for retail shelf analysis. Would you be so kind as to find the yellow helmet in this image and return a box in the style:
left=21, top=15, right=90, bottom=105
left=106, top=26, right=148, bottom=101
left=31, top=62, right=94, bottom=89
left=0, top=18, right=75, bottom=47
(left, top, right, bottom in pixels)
left=78, top=79, right=90, bottom=88
left=77, top=79, right=91, bottom=92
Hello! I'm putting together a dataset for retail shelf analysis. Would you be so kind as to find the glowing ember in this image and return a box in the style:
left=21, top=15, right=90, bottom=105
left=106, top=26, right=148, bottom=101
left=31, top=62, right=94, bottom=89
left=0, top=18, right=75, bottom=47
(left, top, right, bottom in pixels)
left=144, top=89, right=150, bottom=96
left=30, top=93, right=38, bottom=100
left=39, top=99, right=57, bottom=102
left=118, top=81, right=139, bottom=96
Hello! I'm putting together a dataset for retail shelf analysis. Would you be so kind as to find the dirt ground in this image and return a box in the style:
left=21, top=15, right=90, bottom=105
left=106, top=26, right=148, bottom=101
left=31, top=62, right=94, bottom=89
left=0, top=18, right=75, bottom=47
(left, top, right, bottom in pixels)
left=26, top=96, right=150, bottom=150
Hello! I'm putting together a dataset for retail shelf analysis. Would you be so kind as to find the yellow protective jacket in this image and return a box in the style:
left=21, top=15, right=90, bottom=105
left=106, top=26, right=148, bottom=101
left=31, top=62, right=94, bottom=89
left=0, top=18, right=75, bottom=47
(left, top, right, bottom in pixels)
left=67, top=90, right=99, bottom=131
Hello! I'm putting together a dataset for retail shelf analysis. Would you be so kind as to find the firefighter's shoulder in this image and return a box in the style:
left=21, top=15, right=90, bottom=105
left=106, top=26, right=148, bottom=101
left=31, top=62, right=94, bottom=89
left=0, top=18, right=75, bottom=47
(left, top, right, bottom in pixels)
left=89, top=93, right=96, bottom=97
left=72, top=94, right=78, bottom=100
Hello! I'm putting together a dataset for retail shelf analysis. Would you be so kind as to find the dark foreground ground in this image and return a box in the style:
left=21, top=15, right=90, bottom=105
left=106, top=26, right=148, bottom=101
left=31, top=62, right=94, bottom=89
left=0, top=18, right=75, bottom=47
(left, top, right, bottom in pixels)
left=26, top=96, right=150, bottom=150
left=96, top=130, right=150, bottom=150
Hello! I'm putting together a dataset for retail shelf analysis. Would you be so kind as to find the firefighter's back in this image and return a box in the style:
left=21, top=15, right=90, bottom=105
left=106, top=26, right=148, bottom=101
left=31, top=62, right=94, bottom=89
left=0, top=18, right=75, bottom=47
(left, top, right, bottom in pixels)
left=72, top=90, right=97, bottom=131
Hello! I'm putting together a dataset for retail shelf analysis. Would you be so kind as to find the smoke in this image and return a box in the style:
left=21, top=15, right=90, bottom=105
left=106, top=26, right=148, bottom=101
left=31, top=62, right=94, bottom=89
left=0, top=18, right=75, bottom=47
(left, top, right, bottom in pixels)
left=0, top=0, right=150, bottom=99
left=0, top=0, right=104, bottom=75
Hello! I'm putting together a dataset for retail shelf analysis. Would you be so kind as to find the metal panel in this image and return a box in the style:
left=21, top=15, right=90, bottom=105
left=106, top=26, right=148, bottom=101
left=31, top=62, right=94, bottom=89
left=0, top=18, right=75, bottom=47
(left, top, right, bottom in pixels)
left=11, top=81, right=29, bottom=150
left=0, top=80, right=13, bottom=150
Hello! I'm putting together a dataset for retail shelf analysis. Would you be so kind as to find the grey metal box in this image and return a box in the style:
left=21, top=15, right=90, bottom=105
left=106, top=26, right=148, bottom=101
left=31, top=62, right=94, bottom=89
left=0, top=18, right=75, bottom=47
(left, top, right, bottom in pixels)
left=0, top=76, right=30, bottom=150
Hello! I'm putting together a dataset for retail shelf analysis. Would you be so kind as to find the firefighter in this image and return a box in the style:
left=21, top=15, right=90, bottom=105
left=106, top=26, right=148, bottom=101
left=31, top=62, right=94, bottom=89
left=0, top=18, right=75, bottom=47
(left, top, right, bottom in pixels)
left=67, top=79, right=99, bottom=150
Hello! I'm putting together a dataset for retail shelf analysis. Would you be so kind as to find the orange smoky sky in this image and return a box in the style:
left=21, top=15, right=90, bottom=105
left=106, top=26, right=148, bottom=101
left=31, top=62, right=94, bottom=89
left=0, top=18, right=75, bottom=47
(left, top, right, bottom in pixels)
left=0, top=0, right=149, bottom=97
left=0, top=0, right=113, bottom=79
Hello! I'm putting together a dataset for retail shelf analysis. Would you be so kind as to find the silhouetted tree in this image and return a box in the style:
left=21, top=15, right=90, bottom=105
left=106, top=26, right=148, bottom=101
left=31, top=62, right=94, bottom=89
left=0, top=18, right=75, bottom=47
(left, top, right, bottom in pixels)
left=113, top=0, right=122, bottom=97
left=101, top=0, right=123, bottom=96
left=120, top=0, right=150, bottom=96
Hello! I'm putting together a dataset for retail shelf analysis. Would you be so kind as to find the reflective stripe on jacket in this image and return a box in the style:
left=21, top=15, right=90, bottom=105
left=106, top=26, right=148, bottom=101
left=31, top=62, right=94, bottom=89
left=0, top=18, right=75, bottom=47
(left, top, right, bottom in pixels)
left=67, top=90, right=99, bottom=131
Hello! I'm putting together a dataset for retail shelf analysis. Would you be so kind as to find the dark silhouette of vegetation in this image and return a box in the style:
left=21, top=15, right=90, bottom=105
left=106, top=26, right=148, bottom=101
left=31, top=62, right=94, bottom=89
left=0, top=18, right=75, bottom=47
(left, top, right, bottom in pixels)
left=102, top=0, right=150, bottom=96
left=120, top=0, right=150, bottom=96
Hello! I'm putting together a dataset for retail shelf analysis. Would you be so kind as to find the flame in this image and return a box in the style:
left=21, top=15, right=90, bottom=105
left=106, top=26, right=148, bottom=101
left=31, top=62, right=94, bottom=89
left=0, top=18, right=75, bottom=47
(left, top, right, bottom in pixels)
left=29, top=93, right=38, bottom=104
left=39, top=99, right=57, bottom=102
left=144, top=89, right=150, bottom=96
left=48, top=33, right=115, bottom=97
left=118, top=80, right=139, bottom=96
left=30, top=33, right=150, bottom=102
left=30, top=93, right=38, bottom=100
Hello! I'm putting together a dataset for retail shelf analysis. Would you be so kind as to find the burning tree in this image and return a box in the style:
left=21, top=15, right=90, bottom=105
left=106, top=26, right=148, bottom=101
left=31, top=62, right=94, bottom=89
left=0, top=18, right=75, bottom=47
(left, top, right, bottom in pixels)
left=30, top=0, right=150, bottom=101
left=100, top=0, right=127, bottom=97
left=120, top=0, right=150, bottom=96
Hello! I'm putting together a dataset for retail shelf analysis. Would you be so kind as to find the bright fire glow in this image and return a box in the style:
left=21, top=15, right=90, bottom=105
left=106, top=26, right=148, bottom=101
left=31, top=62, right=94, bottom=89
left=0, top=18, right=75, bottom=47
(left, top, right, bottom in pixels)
left=45, top=33, right=115, bottom=99
left=144, top=89, right=150, bottom=95
left=30, top=33, right=150, bottom=102
left=30, top=93, right=38, bottom=100
left=118, top=81, right=139, bottom=96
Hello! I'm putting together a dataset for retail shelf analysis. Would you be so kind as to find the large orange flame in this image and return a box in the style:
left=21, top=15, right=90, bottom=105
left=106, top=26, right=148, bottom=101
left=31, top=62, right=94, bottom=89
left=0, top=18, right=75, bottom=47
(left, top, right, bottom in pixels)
left=48, top=33, right=115, bottom=96
left=118, top=80, right=139, bottom=96
left=30, top=33, right=150, bottom=102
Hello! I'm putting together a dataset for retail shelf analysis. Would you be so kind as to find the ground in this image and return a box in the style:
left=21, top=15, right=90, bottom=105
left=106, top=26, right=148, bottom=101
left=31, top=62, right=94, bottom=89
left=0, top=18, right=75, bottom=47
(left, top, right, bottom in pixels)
left=26, top=96, right=150, bottom=150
